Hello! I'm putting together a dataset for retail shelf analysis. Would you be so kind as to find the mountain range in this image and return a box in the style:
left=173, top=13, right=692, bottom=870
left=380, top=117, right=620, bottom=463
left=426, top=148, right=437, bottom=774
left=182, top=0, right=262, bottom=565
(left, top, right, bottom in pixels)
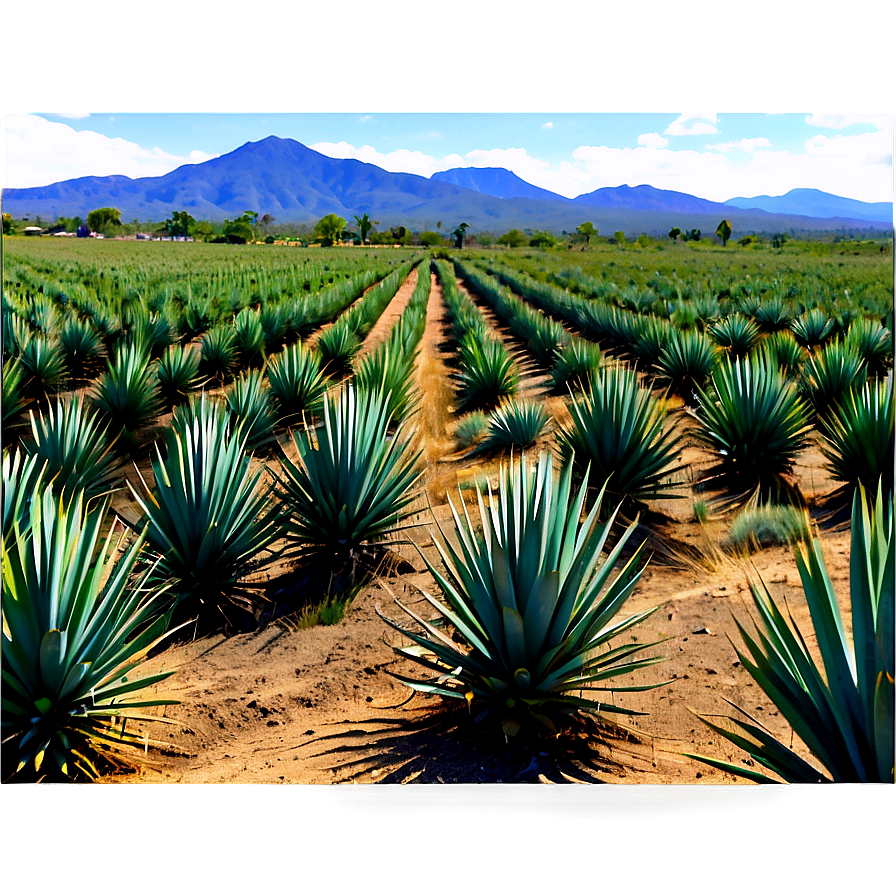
left=3, top=135, right=891, bottom=235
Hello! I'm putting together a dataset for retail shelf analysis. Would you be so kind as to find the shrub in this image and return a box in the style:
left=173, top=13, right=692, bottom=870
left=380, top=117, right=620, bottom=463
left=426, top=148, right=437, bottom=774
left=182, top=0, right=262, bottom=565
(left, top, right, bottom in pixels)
left=727, top=504, right=811, bottom=552
left=454, top=411, right=489, bottom=450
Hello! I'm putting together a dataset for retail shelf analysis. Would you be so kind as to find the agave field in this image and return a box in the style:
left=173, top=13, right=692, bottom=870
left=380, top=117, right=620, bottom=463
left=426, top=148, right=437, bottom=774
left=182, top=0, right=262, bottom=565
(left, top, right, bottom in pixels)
left=1, top=235, right=893, bottom=784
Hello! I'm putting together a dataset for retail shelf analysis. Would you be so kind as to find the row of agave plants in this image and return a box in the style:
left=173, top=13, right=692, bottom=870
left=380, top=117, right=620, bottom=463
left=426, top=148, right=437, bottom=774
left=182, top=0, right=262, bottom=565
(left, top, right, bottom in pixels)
left=3, top=389, right=891, bottom=783
left=0, top=257, right=416, bottom=428
left=2, top=254, right=892, bottom=785
left=0, top=261, right=429, bottom=781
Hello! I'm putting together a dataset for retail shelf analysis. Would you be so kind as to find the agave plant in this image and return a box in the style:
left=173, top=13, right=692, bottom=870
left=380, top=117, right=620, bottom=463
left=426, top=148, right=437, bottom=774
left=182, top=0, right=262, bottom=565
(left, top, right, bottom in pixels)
left=846, top=318, right=892, bottom=379
left=762, top=330, right=808, bottom=378
left=156, top=343, right=202, bottom=410
left=1, top=357, right=29, bottom=425
left=801, top=338, right=867, bottom=420
left=88, top=342, right=162, bottom=451
left=58, top=317, right=105, bottom=377
left=23, top=396, right=120, bottom=502
left=819, top=378, right=894, bottom=500
left=455, top=335, right=519, bottom=412
left=130, top=393, right=284, bottom=625
left=316, top=320, right=361, bottom=377
left=751, top=298, right=793, bottom=333
left=453, top=411, right=489, bottom=450
left=790, top=308, right=833, bottom=349
left=354, top=342, right=418, bottom=420
left=233, top=308, right=266, bottom=369
left=378, top=453, right=665, bottom=737
left=556, top=364, right=685, bottom=506
left=627, top=314, right=672, bottom=370
left=708, top=313, right=761, bottom=358
left=275, top=385, right=423, bottom=565
left=687, top=486, right=894, bottom=783
left=469, top=399, right=550, bottom=455
left=692, top=353, right=813, bottom=498
left=223, top=368, right=277, bottom=451
left=267, top=342, right=329, bottom=426
left=550, top=338, right=602, bottom=393
left=655, top=328, right=717, bottom=404
left=1, top=471, right=177, bottom=781
left=259, top=304, right=288, bottom=354
left=199, top=325, right=237, bottom=384
left=18, top=335, right=68, bottom=399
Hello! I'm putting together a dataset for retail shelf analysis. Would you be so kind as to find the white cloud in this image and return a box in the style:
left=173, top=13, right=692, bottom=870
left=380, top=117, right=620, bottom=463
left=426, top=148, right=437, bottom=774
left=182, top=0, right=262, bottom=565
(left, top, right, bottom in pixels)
left=541, top=121, right=553, bottom=130
left=664, top=113, right=719, bottom=136
left=637, top=132, right=669, bottom=149
left=706, top=137, right=772, bottom=153
left=3, top=114, right=215, bottom=188
left=360, top=115, right=371, bottom=122
left=47, top=112, right=91, bottom=120
left=310, top=141, right=465, bottom=177
left=805, top=113, right=891, bottom=130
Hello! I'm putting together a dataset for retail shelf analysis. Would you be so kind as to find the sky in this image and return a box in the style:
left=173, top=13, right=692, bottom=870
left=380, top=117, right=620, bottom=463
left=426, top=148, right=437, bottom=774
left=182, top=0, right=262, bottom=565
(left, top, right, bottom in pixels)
left=4, top=111, right=892, bottom=203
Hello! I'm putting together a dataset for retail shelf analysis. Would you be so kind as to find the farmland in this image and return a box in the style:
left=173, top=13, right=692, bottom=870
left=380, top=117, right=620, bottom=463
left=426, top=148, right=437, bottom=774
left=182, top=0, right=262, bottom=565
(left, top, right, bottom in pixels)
left=1, top=235, right=893, bottom=784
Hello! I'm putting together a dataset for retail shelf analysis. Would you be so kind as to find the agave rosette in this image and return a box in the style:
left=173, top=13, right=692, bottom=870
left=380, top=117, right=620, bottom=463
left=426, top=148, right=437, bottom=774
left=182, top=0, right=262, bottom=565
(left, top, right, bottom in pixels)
left=2, top=471, right=178, bottom=781
left=378, top=453, right=665, bottom=736
left=267, top=342, right=329, bottom=426
left=275, top=384, right=423, bottom=562
left=687, top=486, right=894, bottom=783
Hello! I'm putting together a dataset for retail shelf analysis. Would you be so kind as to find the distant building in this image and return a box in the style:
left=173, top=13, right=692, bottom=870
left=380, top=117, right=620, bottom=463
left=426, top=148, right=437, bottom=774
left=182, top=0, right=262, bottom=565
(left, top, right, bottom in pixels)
left=23, top=226, right=43, bottom=236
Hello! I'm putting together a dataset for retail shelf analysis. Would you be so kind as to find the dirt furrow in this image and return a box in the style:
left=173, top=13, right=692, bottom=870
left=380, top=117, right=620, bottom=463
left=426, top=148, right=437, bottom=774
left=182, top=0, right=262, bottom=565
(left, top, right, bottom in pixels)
left=355, top=267, right=419, bottom=359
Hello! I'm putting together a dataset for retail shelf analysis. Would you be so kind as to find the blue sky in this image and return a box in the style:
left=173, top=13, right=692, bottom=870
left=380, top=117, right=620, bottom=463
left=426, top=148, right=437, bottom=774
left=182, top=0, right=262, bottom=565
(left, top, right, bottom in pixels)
left=2, top=2, right=894, bottom=209
left=5, top=112, right=892, bottom=203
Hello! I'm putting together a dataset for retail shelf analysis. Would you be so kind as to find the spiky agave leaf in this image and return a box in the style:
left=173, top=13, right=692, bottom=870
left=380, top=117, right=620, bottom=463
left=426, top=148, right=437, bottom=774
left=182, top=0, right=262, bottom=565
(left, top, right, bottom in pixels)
left=627, top=314, right=673, bottom=370
left=470, top=399, right=550, bottom=455
left=129, top=393, right=284, bottom=624
left=751, top=298, right=793, bottom=333
left=377, top=452, right=666, bottom=736
left=455, top=335, right=519, bottom=412
left=708, top=313, right=761, bottom=358
left=556, top=363, right=686, bottom=506
left=224, top=368, right=277, bottom=451
left=692, top=353, right=813, bottom=497
left=156, top=343, right=202, bottom=411
left=267, top=342, right=329, bottom=427
left=655, top=328, right=718, bottom=404
left=686, top=485, right=894, bottom=783
left=233, top=308, right=266, bottom=369
left=274, top=384, right=423, bottom=564
left=801, top=338, right=867, bottom=420
left=819, top=378, right=894, bottom=500
left=1, top=471, right=177, bottom=782
left=550, top=338, right=602, bottom=393
left=453, top=411, right=489, bottom=450
left=23, top=396, right=120, bottom=502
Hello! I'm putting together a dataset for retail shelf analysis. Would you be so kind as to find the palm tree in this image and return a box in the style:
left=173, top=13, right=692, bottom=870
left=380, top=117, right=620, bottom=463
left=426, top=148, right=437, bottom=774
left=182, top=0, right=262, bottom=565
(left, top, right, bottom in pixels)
left=354, top=213, right=373, bottom=244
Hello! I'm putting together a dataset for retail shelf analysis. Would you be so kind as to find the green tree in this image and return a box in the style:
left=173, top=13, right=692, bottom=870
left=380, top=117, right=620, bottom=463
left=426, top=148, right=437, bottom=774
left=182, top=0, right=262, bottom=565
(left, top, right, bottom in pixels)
left=452, top=222, right=470, bottom=249
left=684, top=228, right=702, bottom=242
left=576, top=222, right=597, bottom=245
left=2, top=213, right=12, bottom=235
left=260, top=213, right=275, bottom=235
left=222, top=218, right=254, bottom=243
left=419, top=231, right=443, bottom=247
left=244, top=210, right=259, bottom=241
left=354, top=213, right=373, bottom=244
left=529, top=230, right=557, bottom=248
left=390, top=225, right=412, bottom=246
left=86, top=207, right=122, bottom=234
left=193, top=220, right=215, bottom=241
left=497, top=229, right=527, bottom=248
left=716, top=219, right=732, bottom=247
left=668, top=227, right=681, bottom=242
left=314, top=214, right=348, bottom=246
left=613, top=230, right=626, bottom=246
left=164, top=210, right=197, bottom=238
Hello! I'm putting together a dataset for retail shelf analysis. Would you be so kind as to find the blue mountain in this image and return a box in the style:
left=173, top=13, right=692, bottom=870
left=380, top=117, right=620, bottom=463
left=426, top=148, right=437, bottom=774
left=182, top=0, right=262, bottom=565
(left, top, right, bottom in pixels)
left=725, top=188, right=892, bottom=224
left=431, top=167, right=565, bottom=201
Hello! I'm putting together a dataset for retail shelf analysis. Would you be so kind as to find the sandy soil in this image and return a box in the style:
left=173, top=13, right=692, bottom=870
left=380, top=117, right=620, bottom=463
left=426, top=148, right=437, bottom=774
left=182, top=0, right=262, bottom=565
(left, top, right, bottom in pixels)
left=108, top=269, right=858, bottom=786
